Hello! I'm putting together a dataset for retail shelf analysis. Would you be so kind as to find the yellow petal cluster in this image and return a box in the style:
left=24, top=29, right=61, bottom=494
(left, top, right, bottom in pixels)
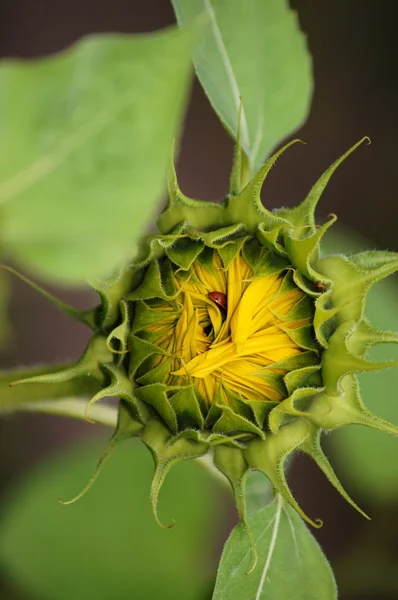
left=147, top=252, right=308, bottom=405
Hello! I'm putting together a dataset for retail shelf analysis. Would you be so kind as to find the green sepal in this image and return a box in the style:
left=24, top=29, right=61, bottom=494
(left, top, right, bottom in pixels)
left=1, top=265, right=96, bottom=329
left=256, top=222, right=288, bottom=257
left=349, top=249, right=398, bottom=270
left=292, top=269, right=319, bottom=297
left=243, top=400, right=278, bottom=430
left=268, top=387, right=324, bottom=434
left=317, top=252, right=398, bottom=326
left=59, top=400, right=142, bottom=507
left=313, top=291, right=339, bottom=348
left=217, top=236, right=251, bottom=270
left=252, top=370, right=286, bottom=399
left=199, top=224, right=246, bottom=247
left=271, top=292, right=314, bottom=323
left=128, top=335, right=166, bottom=380
left=284, top=364, right=321, bottom=396
left=135, top=357, right=173, bottom=386
left=84, top=364, right=150, bottom=426
left=10, top=334, right=113, bottom=388
left=300, top=429, right=370, bottom=520
left=266, top=350, right=320, bottom=373
left=106, top=299, right=130, bottom=360
left=126, top=260, right=175, bottom=302
left=207, top=404, right=264, bottom=438
left=168, top=385, right=205, bottom=429
left=196, top=245, right=217, bottom=270
left=346, top=319, right=398, bottom=357
left=275, top=269, right=298, bottom=295
left=280, top=323, right=319, bottom=353
left=225, top=388, right=261, bottom=423
left=242, top=238, right=288, bottom=278
left=166, top=238, right=205, bottom=270
left=205, top=388, right=265, bottom=438
left=276, top=137, right=370, bottom=230
left=169, top=427, right=247, bottom=449
left=158, top=139, right=308, bottom=241
left=244, top=419, right=323, bottom=528
left=284, top=213, right=337, bottom=281
left=323, top=321, right=398, bottom=395
left=89, top=265, right=136, bottom=331
left=141, top=419, right=208, bottom=528
left=157, top=150, right=224, bottom=235
left=269, top=375, right=398, bottom=437
left=135, top=383, right=178, bottom=434
left=130, top=300, right=167, bottom=335
left=133, top=225, right=186, bottom=268
left=115, top=399, right=148, bottom=439
left=224, top=140, right=303, bottom=235
left=335, top=375, right=398, bottom=436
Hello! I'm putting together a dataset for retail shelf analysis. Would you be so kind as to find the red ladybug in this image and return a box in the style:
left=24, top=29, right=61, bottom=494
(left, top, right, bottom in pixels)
left=208, top=291, right=227, bottom=311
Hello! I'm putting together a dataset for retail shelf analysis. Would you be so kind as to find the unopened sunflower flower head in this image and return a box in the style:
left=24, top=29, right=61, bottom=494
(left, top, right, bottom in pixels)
left=17, top=128, right=398, bottom=571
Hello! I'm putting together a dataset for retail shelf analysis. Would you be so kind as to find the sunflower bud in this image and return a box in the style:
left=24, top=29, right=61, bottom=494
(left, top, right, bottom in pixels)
left=18, top=133, right=398, bottom=571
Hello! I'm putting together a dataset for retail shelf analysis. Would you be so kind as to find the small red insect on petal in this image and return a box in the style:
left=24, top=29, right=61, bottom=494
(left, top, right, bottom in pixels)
left=208, top=291, right=227, bottom=311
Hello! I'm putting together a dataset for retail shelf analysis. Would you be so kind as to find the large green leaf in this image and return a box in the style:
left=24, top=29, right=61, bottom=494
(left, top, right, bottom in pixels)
left=323, top=227, right=398, bottom=504
left=212, top=495, right=337, bottom=600
left=0, top=437, right=218, bottom=600
left=0, top=27, right=194, bottom=282
left=172, top=0, right=313, bottom=174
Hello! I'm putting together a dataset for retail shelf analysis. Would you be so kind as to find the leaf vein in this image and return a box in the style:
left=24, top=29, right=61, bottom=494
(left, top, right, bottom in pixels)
left=203, top=0, right=250, bottom=151
left=0, top=85, right=138, bottom=205
left=254, top=494, right=283, bottom=600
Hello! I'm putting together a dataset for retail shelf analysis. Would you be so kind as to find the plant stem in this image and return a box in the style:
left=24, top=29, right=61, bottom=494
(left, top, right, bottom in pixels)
left=17, top=397, right=118, bottom=427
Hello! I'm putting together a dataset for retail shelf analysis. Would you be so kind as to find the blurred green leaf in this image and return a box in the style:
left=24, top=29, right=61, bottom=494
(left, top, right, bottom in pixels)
left=172, top=0, right=313, bottom=174
left=323, top=226, right=398, bottom=504
left=213, top=495, right=336, bottom=600
left=0, top=28, right=194, bottom=283
left=0, top=437, right=219, bottom=600
left=245, top=471, right=273, bottom=515
left=334, top=533, right=398, bottom=597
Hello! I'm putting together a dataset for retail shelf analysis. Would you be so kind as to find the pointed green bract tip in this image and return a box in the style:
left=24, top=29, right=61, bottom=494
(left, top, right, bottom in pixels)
left=16, top=133, right=398, bottom=567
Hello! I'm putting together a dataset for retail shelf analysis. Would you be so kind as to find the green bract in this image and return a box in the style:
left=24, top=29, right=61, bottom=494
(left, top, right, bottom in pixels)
left=14, top=132, right=398, bottom=571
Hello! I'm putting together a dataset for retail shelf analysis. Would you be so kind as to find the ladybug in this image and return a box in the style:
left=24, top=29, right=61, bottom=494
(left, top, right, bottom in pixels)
left=208, top=291, right=227, bottom=311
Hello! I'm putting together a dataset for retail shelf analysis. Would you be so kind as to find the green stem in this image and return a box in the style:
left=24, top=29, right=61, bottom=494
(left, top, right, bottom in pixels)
left=20, top=397, right=118, bottom=427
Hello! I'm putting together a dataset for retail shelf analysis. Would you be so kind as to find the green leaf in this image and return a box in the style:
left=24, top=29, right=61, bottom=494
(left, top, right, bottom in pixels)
left=0, top=28, right=194, bottom=282
left=0, top=438, right=218, bottom=600
left=213, top=495, right=337, bottom=600
left=323, top=227, right=398, bottom=504
left=172, top=0, right=313, bottom=174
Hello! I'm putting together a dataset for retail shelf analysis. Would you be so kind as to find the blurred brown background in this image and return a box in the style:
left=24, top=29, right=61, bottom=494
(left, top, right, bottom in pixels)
left=0, top=1, right=397, bottom=599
